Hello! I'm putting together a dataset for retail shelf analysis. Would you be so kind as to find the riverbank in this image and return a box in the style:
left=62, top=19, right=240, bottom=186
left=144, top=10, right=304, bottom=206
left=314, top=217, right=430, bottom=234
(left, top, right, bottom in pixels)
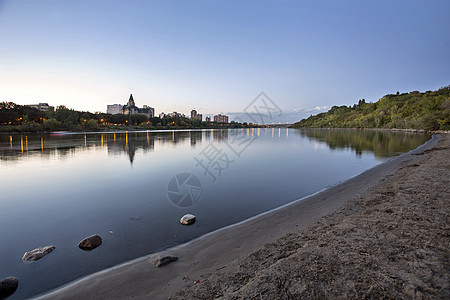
left=38, top=134, right=449, bottom=299
left=0, top=124, right=257, bottom=134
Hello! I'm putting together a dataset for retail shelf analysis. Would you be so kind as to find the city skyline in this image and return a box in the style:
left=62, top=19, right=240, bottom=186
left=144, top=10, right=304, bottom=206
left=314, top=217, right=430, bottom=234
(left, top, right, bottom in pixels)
left=1, top=0, right=449, bottom=123
left=106, top=94, right=231, bottom=123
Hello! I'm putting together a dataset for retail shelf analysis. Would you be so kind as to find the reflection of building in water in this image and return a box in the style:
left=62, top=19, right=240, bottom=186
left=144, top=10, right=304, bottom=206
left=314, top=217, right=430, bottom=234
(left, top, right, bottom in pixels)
left=190, top=131, right=203, bottom=147
left=106, top=132, right=155, bottom=165
left=213, top=129, right=228, bottom=141
left=205, top=130, right=212, bottom=141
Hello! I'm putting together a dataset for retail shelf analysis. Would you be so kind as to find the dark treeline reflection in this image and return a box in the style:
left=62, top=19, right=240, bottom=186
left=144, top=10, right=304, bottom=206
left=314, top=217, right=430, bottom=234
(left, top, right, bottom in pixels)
left=295, top=128, right=431, bottom=158
left=0, top=130, right=227, bottom=164
left=0, top=128, right=431, bottom=164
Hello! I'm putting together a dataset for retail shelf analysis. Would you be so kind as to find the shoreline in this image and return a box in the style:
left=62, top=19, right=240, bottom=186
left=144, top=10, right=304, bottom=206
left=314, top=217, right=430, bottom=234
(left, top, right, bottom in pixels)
left=289, top=127, right=449, bottom=135
left=2, top=127, right=448, bottom=136
left=172, top=133, right=449, bottom=299
left=37, top=134, right=445, bottom=300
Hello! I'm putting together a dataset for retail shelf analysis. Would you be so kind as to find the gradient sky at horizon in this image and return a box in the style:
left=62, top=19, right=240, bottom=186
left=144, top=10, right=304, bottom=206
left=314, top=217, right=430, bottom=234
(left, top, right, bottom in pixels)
left=0, top=0, right=449, bottom=123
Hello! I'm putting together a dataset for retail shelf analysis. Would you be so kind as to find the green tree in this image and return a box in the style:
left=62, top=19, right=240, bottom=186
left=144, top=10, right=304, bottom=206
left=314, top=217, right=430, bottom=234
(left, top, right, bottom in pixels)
left=86, top=119, right=98, bottom=130
left=43, top=118, right=62, bottom=131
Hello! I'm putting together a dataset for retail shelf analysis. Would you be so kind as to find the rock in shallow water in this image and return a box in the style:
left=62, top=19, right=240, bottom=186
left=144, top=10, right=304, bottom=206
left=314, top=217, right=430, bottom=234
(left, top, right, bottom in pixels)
left=22, top=245, right=55, bottom=262
left=0, top=276, right=19, bottom=299
left=148, top=253, right=178, bottom=267
left=78, top=234, right=102, bottom=250
left=180, top=214, right=196, bottom=225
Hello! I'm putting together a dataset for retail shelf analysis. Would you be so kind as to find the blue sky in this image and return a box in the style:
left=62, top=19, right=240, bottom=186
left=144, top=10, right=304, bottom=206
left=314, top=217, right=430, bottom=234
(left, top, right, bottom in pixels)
left=0, top=0, right=449, bottom=123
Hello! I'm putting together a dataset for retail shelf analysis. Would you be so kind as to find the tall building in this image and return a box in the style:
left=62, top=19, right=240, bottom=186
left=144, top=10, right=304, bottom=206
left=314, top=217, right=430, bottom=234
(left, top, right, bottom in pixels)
left=205, top=116, right=211, bottom=122
left=214, top=114, right=228, bottom=123
left=191, top=109, right=202, bottom=121
left=107, top=104, right=123, bottom=115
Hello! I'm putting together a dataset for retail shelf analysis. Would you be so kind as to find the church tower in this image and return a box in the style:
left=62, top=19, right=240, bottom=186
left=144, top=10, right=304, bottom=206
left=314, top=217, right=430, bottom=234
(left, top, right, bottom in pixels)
left=128, top=94, right=136, bottom=107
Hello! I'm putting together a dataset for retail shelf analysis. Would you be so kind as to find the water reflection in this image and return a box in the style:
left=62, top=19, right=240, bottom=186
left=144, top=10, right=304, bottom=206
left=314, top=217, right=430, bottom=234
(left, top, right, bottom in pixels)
left=294, top=128, right=431, bottom=158
left=0, top=128, right=432, bottom=299
left=0, top=130, right=216, bottom=165
left=0, top=129, right=431, bottom=165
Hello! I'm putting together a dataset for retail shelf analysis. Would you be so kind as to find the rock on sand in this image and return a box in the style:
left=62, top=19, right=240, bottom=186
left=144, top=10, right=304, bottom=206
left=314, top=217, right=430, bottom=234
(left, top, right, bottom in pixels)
left=148, top=253, right=179, bottom=267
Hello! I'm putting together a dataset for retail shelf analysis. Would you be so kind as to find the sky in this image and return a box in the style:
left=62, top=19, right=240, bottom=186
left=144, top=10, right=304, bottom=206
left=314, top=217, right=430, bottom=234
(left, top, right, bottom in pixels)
left=0, top=0, right=449, bottom=123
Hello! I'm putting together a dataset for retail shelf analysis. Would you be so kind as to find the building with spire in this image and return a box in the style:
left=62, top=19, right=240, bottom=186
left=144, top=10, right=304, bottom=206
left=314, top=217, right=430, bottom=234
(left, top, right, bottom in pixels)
left=108, top=94, right=154, bottom=118
left=122, top=94, right=138, bottom=115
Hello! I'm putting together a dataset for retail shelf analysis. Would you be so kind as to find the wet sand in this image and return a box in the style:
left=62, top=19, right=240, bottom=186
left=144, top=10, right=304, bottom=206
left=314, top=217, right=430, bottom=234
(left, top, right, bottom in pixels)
left=38, top=134, right=448, bottom=299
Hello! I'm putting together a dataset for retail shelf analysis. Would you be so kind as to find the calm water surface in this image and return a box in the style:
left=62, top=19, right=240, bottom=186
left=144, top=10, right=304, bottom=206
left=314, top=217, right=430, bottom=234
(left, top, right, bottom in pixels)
left=0, top=128, right=430, bottom=299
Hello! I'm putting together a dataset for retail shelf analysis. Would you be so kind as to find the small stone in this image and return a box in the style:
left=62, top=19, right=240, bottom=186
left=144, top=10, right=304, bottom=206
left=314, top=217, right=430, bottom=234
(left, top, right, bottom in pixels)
left=148, top=253, right=178, bottom=267
left=22, top=245, right=55, bottom=262
left=78, top=234, right=102, bottom=250
left=180, top=214, right=196, bottom=225
left=0, top=276, right=19, bottom=299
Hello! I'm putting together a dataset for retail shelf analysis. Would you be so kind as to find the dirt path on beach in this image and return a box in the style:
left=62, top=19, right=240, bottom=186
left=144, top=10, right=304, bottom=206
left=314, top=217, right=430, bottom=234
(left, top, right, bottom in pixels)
left=171, top=135, right=449, bottom=299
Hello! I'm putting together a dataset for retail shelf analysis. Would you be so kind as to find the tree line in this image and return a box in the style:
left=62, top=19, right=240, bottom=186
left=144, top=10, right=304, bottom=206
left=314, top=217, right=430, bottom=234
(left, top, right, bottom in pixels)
left=292, top=86, right=450, bottom=131
left=0, top=103, right=251, bottom=132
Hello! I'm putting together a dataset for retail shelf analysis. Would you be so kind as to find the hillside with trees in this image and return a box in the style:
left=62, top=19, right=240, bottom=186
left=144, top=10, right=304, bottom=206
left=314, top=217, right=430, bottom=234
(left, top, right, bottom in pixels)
left=292, top=86, right=450, bottom=131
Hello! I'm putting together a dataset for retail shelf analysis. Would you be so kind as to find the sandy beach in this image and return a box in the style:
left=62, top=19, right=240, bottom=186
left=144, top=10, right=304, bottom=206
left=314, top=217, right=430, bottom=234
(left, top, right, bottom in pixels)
left=38, top=134, right=449, bottom=300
